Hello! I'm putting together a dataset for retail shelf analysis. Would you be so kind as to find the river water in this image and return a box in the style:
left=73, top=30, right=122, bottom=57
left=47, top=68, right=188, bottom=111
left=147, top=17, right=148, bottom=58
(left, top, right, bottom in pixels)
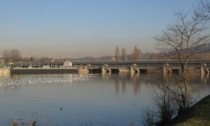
left=0, top=74, right=209, bottom=126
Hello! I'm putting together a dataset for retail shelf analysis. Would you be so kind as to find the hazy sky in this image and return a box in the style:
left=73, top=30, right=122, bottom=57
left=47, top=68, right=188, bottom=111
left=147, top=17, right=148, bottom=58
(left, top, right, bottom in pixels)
left=0, top=0, right=200, bottom=58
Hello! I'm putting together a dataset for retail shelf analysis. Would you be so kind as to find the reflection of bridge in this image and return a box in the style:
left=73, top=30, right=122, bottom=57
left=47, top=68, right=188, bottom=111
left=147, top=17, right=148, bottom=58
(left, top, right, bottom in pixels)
left=12, top=60, right=210, bottom=76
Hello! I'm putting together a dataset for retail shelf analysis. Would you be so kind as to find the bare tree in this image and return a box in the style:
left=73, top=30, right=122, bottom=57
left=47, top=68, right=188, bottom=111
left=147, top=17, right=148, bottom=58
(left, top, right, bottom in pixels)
left=155, top=12, right=209, bottom=113
left=121, top=47, right=126, bottom=60
left=133, top=46, right=138, bottom=60
left=195, top=0, right=210, bottom=20
left=143, top=108, right=155, bottom=126
left=2, top=50, right=10, bottom=63
left=142, top=77, right=177, bottom=126
left=133, top=46, right=141, bottom=60
left=10, top=49, right=22, bottom=62
left=151, top=53, right=159, bottom=60
left=153, top=78, right=177, bottom=126
left=2, top=49, right=22, bottom=63
left=115, top=46, right=120, bottom=60
left=39, top=57, right=51, bottom=64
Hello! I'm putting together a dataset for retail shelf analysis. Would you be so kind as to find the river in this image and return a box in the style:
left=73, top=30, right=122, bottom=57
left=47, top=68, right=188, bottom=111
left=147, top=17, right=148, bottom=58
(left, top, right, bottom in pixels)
left=0, top=73, right=209, bottom=126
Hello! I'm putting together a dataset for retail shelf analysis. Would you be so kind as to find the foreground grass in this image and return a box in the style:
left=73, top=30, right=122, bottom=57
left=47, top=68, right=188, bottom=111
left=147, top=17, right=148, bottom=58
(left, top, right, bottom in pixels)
left=168, top=95, right=210, bottom=126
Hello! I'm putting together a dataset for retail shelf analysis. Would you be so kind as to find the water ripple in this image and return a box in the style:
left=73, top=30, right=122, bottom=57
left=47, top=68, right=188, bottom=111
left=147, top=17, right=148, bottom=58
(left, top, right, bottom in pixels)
left=0, top=74, right=101, bottom=87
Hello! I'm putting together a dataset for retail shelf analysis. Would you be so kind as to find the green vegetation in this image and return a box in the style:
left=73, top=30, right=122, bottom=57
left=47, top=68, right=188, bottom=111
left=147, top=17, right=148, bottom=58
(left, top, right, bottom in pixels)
left=0, top=60, right=5, bottom=68
left=168, top=95, right=210, bottom=126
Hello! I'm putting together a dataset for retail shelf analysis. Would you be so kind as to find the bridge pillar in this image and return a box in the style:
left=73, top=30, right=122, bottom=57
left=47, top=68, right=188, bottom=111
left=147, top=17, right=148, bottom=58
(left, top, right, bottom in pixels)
left=102, top=65, right=112, bottom=74
left=78, top=66, right=89, bottom=74
left=163, top=64, right=172, bottom=76
left=130, top=67, right=134, bottom=75
left=201, top=67, right=205, bottom=77
left=201, top=67, right=209, bottom=76
left=201, top=64, right=209, bottom=77
left=130, top=65, right=140, bottom=75
left=205, top=69, right=209, bottom=76
left=102, top=68, right=111, bottom=74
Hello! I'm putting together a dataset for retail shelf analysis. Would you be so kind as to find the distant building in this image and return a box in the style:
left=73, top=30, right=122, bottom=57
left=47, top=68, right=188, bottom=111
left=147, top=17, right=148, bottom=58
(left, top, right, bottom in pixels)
left=43, top=65, right=50, bottom=68
left=63, top=61, right=72, bottom=68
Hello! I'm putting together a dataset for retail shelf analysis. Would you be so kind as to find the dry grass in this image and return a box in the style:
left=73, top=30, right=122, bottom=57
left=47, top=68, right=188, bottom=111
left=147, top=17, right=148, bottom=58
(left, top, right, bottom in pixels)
left=168, top=95, right=210, bottom=126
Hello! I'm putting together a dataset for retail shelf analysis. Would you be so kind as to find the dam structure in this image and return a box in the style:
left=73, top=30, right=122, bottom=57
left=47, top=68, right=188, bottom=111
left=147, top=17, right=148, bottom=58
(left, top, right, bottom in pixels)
left=8, top=60, right=210, bottom=76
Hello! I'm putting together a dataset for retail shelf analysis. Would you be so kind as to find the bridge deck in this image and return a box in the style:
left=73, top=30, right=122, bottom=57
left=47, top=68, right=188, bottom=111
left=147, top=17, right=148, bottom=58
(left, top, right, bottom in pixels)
left=12, top=60, right=210, bottom=68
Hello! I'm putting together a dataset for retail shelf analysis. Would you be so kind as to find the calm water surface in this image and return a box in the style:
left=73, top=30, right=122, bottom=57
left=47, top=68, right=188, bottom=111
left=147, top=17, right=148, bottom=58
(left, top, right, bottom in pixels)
left=0, top=74, right=209, bottom=126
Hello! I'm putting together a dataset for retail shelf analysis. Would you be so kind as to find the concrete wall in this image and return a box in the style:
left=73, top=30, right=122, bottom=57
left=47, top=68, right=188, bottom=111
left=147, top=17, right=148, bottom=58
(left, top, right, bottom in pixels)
left=0, top=69, right=10, bottom=76
left=11, top=68, right=77, bottom=74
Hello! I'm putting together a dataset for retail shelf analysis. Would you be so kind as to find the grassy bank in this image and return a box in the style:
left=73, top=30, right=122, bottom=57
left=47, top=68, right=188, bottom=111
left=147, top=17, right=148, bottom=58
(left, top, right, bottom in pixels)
left=168, top=95, right=210, bottom=126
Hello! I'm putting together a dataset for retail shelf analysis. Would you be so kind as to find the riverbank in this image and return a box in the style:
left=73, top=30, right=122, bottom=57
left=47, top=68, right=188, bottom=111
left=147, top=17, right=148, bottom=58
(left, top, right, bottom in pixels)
left=168, top=95, right=210, bottom=126
left=10, top=68, right=78, bottom=74
left=0, top=68, right=10, bottom=75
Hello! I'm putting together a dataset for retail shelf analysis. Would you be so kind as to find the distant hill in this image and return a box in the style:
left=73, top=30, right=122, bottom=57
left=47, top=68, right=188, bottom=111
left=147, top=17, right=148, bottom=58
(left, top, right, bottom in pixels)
left=160, top=43, right=210, bottom=56
left=192, top=43, right=210, bottom=53
left=63, top=44, right=210, bottom=62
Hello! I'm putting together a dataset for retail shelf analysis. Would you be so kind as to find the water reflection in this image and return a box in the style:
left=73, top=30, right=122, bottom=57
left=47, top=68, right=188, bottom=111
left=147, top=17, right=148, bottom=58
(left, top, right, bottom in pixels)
left=115, top=78, right=119, bottom=95
left=201, top=74, right=210, bottom=84
left=0, top=74, right=97, bottom=87
left=112, top=73, right=142, bottom=95
left=133, top=79, right=141, bottom=96
left=113, top=73, right=176, bottom=96
left=0, top=74, right=101, bottom=99
left=0, top=74, right=209, bottom=97
left=0, top=74, right=209, bottom=126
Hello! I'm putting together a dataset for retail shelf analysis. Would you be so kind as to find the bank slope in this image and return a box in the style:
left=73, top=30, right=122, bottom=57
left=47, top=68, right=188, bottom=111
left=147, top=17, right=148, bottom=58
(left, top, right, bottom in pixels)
left=168, top=95, right=210, bottom=126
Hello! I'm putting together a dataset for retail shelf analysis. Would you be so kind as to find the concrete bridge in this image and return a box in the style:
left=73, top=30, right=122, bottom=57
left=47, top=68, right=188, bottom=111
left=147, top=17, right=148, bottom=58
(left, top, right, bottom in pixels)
left=73, top=60, right=210, bottom=76
left=11, top=60, right=210, bottom=76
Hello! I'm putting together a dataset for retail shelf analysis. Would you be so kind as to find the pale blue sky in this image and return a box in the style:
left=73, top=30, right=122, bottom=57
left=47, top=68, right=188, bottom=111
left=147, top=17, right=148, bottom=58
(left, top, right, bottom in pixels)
left=0, top=0, right=200, bottom=58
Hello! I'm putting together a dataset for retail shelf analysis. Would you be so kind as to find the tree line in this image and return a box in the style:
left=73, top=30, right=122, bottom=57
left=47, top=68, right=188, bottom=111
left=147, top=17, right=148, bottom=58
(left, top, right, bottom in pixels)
left=1, top=49, right=55, bottom=65
left=2, top=49, right=22, bottom=62
left=115, top=46, right=141, bottom=60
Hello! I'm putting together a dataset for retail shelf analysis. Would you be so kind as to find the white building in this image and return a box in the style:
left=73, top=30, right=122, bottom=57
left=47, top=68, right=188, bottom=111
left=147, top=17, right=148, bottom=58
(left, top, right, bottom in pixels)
left=63, top=61, right=72, bottom=68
